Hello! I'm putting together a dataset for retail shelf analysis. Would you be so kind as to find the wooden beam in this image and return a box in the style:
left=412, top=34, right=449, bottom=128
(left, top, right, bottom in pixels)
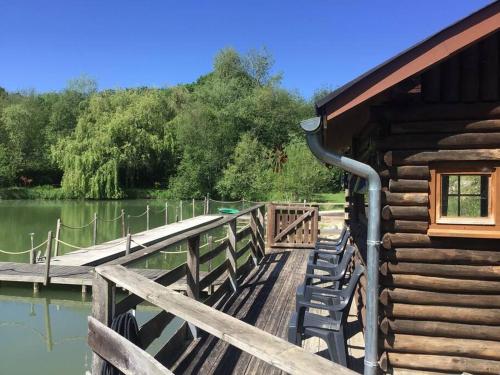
left=273, top=210, right=311, bottom=243
left=382, top=274, right=500, bottom=293
left=383, top=247, right=500, bottom=265
left=384, top=149, right=500, bottom=167
left=95, top=265, right=357, bottom=375
left=88, top=317, right=173, bottom=375
left=381, top=261, right=500, bottom=279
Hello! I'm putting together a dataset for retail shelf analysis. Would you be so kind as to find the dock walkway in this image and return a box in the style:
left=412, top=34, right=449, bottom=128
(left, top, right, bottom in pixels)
left=171, top=247, right=364, bottom=374
left=49, top=215, right=222, bottom=266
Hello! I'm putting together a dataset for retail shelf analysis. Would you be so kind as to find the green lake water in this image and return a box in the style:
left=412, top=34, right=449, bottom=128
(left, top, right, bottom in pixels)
left=0, top=199, right=247, bottom=374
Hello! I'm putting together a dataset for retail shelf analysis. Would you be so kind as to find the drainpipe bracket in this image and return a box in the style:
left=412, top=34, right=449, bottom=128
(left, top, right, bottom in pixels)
left=366, top=240, right=382, bottom=246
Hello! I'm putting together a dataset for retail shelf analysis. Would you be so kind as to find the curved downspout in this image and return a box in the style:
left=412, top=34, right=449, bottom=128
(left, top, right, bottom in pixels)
left=301, top=117, right=381, bottom=375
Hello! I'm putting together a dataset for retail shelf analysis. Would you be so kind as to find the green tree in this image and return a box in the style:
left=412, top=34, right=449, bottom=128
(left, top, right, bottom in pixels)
left=217, top=133, right=273, bottom=200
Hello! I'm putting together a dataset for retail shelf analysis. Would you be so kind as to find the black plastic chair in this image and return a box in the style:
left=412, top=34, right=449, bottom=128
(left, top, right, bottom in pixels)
left=308, top=229, right=350, bottom=266
left=297, top=245, right=355, bottom=308
left=288, top=264, right=364, bottom=366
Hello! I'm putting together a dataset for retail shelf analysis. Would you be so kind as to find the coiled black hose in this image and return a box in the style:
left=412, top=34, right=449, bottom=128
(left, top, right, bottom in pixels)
left=101, top=312, right=142, bottom=375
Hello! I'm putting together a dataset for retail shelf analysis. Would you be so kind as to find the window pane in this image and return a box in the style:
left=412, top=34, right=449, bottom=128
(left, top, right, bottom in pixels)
left=460, top=196, right=483, bottom=217
left=460, top=175, right=481, bottom=194
left=440, top=174, right=489, bottom=218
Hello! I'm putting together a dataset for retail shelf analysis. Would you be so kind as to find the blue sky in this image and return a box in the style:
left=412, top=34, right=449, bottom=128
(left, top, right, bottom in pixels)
left=0, top=0, right=492, bottom=99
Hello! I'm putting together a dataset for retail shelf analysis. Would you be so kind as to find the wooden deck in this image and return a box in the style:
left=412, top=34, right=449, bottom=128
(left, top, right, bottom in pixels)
left=48, top=215, right=222, bottom=267
left=170, top=247, right=364, bottom=374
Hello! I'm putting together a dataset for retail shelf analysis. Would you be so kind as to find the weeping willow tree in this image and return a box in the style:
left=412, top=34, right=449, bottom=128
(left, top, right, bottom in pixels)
left=52, top=89, right=177, bottom=198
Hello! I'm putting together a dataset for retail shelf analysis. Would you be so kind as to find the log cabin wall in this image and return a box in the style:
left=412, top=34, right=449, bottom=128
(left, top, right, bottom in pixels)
left=351, top=32, right=500, bottom=374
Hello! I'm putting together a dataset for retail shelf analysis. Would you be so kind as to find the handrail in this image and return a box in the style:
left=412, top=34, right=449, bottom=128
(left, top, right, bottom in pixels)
left=93, top=265, right=356, bottom=375
left=105, top=204, right=265, bottom=266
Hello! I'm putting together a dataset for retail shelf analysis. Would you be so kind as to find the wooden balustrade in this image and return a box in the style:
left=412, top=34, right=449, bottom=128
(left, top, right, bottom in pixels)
left=91, top=204, right=268, bottom=373
left=89, top=264, right=355, bottom=375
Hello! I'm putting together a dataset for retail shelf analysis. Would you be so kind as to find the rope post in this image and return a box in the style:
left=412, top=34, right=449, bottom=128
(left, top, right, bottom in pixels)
left=180, top=200, right=183, bottom=221
left=303, top=199, right=306, bottom=206
left=127, top=215, right=131, bottom=235
left=175, top=206, right=179, bottom=223
left=44, top=231, right=53, bottom=286
left=165, top=202, right=168, bottom=225
left=92, top=213, right=98, bottom=246
left=54, top=218, right=61, bottom=257
left=203, top=196, right=207, bottom=215
left=208, top=235, right=214, bottom=295
left=192, top=198, right=195, bottom=218
left=121, top=209, right=125, bottom=237
left=125, top=233, right=132, bottom=255
left=206, top=194, right=210, bottom=215
left=29, top=233, right=35, bottom=264
left=146, top=205, right=150, bottom=231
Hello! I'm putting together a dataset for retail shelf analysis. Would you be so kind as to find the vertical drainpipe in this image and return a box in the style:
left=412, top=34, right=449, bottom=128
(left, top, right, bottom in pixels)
left=301, top=116, right=381, bottom=375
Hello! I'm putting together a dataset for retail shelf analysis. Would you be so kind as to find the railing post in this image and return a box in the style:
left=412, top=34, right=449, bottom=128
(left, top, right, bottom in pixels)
left=92, top=212, right=98, bottom=246
left=187, top=234, right=200, bottom=338
left=257, top=205, right=266, bottom=256
left=206, top=194, right=210, bottom=215
left=249, top=209, right=260, bottom=265
left=180, top=200, right=183, bottom=221
left=192, top=198, right=195, bottom=218
left=44, top=231, right=53, bottom=286
left=146, top=205, right=150, bottom=231
left=127, top=215, right=131, bottom=235
left=29, top=233, right=35, bottom=264
left=204, top=196, right=207, bottom=215
left=207, top=235, right=214, bottom=295
left=227, top=219, right=238, bottom=292
left=121, top=209, right=125, bottom=237
left=125, top=233, right=132, bottom=255
left=54, top=218, right=61, bottom=257
left=165, top=202, right=168, bottom=225
left=91, top=271, right=116, bottom=374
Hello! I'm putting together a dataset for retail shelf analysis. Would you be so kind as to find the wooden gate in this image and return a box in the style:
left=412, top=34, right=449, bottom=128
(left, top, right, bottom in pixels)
left=266, top=204, right=319, bottom=248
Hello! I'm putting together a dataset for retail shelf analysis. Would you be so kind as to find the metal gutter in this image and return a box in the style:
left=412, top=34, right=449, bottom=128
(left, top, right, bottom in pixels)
left=301, top=116, right=381, bottom=375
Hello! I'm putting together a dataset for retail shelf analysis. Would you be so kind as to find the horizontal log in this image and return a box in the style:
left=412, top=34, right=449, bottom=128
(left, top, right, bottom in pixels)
left=236, top=241, right=253, bottom=259
left=381, top=352, right=500, bottom=375
left=381, top=206, right=428, bottom=221
left=381, top=191, right=429, bottom=206
left=382, top=333, right=500, bottom=361
left=384, top=149, right=500, bottom=166
left=377, top=102, right=500, bottom=122
left=382, top=235, right=500, bottom=250
left=382, top=233, right=430, bottom=249
left=391, top=119, right=500, bottom=135
left=382, top=220, right=428, bottom=234
left=383, top=248, right=500, bottom=265
left=382, top=274, right=500, bottom=294
left=381, top=318, right=500, bottom=341
left=378, top=133, right=500, bottom=150
left=236, top=225, right=252, bottom=241
left=380, top=166, right=430, bottom=180
left=380, top=288, right=500, bottom=308
left=381, top=262, right=500, bottom=280
left=384, top=303, right=500, bottom=325
left=389, top=179, right=428, bottom=193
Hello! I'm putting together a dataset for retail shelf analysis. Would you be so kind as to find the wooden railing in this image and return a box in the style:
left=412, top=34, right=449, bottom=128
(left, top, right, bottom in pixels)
left=89, top=263, right=356, bottom=375
left=90, top=205, right=267, bottom=372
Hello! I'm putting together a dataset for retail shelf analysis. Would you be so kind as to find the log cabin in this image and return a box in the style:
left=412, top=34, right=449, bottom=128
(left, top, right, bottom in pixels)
left=309, top=2, right=500, bottom=374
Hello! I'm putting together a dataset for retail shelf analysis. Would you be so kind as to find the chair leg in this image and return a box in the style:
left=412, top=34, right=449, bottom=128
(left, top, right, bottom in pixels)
left=333, top=329, right=348, bottom=367
left=287, top=313, right=302, bottom=346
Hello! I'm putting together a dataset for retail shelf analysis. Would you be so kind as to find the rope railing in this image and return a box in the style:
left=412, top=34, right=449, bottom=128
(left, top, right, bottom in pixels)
left=127, top=209, right=148, bottom=219
left=99, top=213, right=124, bottom=223
left=0, top=239, right=48, bottom=255
left=60, top=218, right=96, bottom=230
left=56, top=238, right=128, bottom=251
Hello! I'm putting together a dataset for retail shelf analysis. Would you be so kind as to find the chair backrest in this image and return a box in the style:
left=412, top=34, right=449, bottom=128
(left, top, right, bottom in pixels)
left=339, top=264, right=365, bottom=324
left=333, top=245, right=355, bottom=279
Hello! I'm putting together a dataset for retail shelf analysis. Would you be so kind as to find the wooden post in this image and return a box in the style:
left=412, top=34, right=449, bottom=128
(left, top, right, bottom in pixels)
left=125, top=233, right=132, bottom=255
left=187, top=235, right=200, bottom=338
left=29, top=233, right=35, bottom=264
left=249, top=209, right=260, bottom=265
left=208, top=236, right=214, bottom=295
left=266, top=204, right=275, bottom=249
left=92, top=213, right=98, bottom=246
left=192, top=198, right=195, bottom=218
left=146, top=205, right=150, bottom=231
left=227, top=219, right=238, bottom=292
left=54, top=218, right=61, bottom=257
left=121, top=209, right=125, bottom=237
left=165, top=202, right=168, bottom=225
left=180, top=200, right=183, bottom=221
left=44, top=231, right=53, bottom=286
left=206, top=194, right=210, bottom=215
left=203, top=196, right=207, bottom=215
left=127, top=215, right=131, bottom=235
left=91, top=272, right=116, bottom=374
left=257, top=206, right=266, bottom=255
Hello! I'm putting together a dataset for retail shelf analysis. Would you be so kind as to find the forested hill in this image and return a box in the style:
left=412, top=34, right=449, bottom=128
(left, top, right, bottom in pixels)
left=0, top=49, right=340, bottom=200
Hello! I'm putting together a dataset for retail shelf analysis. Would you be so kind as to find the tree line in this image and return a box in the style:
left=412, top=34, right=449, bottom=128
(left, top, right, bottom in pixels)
left=0, top=48, right=341, bottom=200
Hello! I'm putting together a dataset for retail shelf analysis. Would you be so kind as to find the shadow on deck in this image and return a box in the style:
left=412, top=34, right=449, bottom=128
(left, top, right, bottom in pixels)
left=172, top=248, right=365, bottom=374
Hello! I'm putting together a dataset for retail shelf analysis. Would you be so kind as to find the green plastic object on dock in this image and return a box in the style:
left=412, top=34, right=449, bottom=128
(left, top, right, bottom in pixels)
left=218, top=207, right=240, bottom=214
